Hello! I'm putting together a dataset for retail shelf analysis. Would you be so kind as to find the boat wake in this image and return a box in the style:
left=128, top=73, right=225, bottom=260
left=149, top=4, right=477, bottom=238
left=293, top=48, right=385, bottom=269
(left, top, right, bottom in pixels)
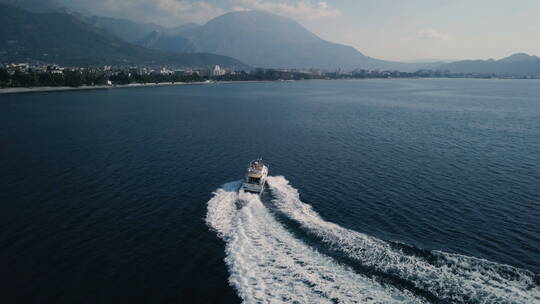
left=206, top=177, right=539, bottom=303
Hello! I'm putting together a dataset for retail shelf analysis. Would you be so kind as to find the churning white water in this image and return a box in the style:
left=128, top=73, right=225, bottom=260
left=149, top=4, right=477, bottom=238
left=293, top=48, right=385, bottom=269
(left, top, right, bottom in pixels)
left=266, top=176, right=539, bottom=304
left=206, top=178, right=539, bottom=303
left=206, top=181, right=424, bottom=303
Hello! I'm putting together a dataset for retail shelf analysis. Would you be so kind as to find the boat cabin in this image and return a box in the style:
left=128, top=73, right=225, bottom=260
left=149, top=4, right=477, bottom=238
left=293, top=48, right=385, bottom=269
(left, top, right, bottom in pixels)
left=242, top=159, right=269, bottom=193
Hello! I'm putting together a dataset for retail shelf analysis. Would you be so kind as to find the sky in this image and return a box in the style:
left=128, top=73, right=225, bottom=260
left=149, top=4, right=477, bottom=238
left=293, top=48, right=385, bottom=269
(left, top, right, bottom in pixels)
left=57, top=0, right=540, bottom=62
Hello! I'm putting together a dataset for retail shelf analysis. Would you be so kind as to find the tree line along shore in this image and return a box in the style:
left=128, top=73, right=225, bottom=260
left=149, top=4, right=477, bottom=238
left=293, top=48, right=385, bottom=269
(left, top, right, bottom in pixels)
left=2, top=66, right=538, bottom=93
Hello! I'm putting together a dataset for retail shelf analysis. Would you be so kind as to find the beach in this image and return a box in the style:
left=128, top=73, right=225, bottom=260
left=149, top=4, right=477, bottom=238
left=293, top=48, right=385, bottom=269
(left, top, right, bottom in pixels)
left=0, top=82, right=192, bottom=95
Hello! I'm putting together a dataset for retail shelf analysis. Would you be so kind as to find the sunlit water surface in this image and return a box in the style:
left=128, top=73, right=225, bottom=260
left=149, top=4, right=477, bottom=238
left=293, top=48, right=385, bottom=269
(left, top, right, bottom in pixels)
left=1, top=79, right=539, bottom=303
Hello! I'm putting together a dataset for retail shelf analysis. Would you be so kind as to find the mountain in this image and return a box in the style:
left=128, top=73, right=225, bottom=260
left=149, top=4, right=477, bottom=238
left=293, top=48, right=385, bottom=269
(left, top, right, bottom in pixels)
left=167, top=23, right=200, bottom=36
left=86, top=17, right=201, bottom=44
left=85, top=16, right=165, bottom=43
left=0, top=0, right=189, bottom=44
left=0, top=4, right=247, bottom=68
left=438, top=53, right=540, bottom=76
left=498, top=53, right=538, bottom=63
left=0, top=0, right=61, bottom=13
left=137, top=31, right=195, bottom=53
left=141, top=10, right=430, bottom=71
left=83, top=16, right=200, bottom=44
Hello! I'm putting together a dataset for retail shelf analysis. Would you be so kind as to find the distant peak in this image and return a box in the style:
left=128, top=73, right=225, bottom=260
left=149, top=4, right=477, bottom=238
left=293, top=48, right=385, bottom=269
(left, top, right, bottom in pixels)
left=223, top=10, right=278, bottom=17
left=208, top=9, right=290, bottom=23
left=200, top=9, right=318, bottom=42
left=499, top=53, right=538, bottom=62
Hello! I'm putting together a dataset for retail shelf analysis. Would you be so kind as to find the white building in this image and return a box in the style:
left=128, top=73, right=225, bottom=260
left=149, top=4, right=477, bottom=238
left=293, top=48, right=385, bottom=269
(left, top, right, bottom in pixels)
left=160, top=67, right=173, bottom=75
left=211, top=65, right=226, bottom=77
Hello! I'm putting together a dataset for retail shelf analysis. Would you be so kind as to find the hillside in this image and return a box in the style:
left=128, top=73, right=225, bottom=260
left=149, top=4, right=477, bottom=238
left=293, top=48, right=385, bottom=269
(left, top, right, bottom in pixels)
left=84, top=16, right=165, bottom=43
left=140, top=10, right=431, bottom=71
left=0, top=0, right=61, bottom=13
left=438, top=53, right=540, bottom=76
left=83, top=16, right=200, bottom=44
left=137, top=31, right=195, bottom=53
left=0, top=4, right=247, bottom=68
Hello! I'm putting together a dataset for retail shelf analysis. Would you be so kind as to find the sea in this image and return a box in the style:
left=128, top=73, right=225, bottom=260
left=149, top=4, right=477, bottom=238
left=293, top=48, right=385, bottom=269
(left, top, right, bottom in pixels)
left=1, top=79, right=539, bottom=303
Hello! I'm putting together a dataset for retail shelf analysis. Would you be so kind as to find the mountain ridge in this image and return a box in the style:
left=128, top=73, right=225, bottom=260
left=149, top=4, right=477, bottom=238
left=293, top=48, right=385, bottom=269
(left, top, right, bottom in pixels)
left=84, top=16, right=165, bottom=43
left=3, top=2, right=538, bottom=75
left=140, top=10, right=435, bottom=71
left=0, top=4, right=248, bottom=68
left=136, top=31, right=195, bottom=53
left=438, top=53, right=540, bottom=76
left=0, top=0, right=61, bottom=13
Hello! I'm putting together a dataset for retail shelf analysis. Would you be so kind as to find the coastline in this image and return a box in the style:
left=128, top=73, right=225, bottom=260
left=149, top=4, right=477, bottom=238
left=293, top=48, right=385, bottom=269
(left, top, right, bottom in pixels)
left=0, top=80, right=284, bottom=95
left=0, top=82, right=193, bottom=95
left=1, top=77, right=533, bottom=95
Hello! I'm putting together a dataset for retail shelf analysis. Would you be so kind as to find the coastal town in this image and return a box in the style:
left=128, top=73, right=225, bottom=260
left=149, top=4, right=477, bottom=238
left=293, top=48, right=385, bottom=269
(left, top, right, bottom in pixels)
left=2, top=62, right=538, bottom=92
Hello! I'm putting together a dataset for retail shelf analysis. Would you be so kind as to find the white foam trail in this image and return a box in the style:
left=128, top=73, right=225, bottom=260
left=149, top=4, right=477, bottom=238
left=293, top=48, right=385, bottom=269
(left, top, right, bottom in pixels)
left=206, top=182, right=425, bottom=303
left=267, top=176, right=540, bottom=304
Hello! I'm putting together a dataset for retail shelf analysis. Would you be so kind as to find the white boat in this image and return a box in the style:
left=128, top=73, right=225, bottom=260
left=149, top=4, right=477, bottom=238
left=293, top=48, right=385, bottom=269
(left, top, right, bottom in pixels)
left=241, top=159, right=268, bottom=194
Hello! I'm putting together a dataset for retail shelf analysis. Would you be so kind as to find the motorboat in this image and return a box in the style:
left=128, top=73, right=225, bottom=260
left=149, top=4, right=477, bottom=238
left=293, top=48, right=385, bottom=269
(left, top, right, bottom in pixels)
left=241, top=159, right=268, bottom=194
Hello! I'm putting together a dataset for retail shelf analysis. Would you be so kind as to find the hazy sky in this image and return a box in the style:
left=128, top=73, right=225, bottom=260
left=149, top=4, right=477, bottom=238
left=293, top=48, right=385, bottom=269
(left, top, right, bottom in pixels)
left=58, top=0, right=540, bottom=61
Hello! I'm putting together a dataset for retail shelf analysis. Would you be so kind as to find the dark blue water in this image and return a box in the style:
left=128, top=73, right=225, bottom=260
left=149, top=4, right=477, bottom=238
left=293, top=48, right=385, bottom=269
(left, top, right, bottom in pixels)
left=1, top=79, right=539, bottom=303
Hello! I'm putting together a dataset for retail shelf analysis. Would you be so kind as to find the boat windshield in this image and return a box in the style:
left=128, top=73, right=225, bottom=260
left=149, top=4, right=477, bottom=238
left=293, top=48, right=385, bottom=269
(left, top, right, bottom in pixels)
left=248, top=177, right=261, bottom=184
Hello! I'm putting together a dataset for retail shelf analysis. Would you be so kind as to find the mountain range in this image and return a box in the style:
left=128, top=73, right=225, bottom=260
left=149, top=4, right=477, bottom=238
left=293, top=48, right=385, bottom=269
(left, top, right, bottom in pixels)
left=85, top=16, right=200, bottom=44
left=0, top=0, right=61, bottom=13
left=89, top=10, right=540, bottom=75
left=0, top=4, right=247, bottom=68
left=1, top=0, right=539, bottom=76
left=135, top=10, right=437, bottom=72
left=137, top=30, right=195, bottom=53
left=438, top=53, right=540, bottom=76
left=0, top=0, right=435, bottom=71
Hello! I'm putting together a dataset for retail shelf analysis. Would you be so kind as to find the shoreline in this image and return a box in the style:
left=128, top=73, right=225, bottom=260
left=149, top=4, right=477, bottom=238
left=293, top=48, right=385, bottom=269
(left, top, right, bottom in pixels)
left=1, top=77, right=536, bottom=95
left=0, top=82, right=196, bottom=95
left=0, top=80, right=283, bottom=95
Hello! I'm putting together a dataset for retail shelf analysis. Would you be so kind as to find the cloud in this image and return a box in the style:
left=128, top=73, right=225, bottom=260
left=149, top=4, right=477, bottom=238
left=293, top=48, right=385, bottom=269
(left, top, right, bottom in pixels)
left=59, top=0, right=225, bottom=26
left=57, top=0, right=340, bottom=26
left=417, top=29, right=450, bottom=41
left=232, top=0, right=341, bottom=21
